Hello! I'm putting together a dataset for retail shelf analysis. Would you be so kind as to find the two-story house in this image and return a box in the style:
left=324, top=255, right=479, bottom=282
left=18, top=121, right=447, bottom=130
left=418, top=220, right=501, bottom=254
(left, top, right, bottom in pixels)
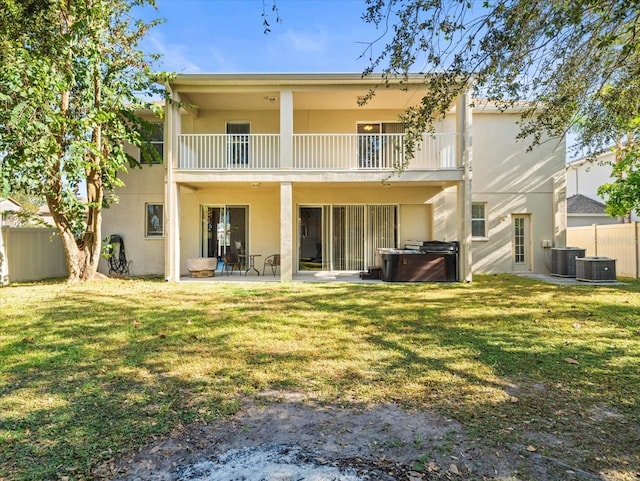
left=99, top=73, right=566, bottom=281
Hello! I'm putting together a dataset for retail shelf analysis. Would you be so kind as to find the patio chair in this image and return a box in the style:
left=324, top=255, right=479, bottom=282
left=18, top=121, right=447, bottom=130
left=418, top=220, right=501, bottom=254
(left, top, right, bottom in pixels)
left=221, top=252, right=241, bottom=275
left=262, top=254, right=280, bottom=277
left=235, top=240, right=246, bottom=270
left=106, top=234, right=131, bottom=276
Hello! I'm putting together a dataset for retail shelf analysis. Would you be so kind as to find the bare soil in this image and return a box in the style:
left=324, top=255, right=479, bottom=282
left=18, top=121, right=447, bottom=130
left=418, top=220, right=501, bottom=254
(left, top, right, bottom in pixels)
left=97, top=391, right=608, bottom=481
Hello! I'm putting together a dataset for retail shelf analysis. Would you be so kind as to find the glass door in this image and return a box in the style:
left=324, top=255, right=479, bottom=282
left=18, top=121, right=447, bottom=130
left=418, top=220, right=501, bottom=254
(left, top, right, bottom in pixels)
left=298, top=204, right=397, bottom=272
left=333, top=205, right=365, bottom=271
left=357, top=122, right=404, bottom=168
left=298, top=206, right=330, bottom=271
left=202, top=205, right=248, bottom=259
left=368, top=205, right=398, bottom=266
left=226, top=122, right=250, bottom=165
left=512, top=214, right=531, bottom=272
left=357, top=123, right=381, bottom=168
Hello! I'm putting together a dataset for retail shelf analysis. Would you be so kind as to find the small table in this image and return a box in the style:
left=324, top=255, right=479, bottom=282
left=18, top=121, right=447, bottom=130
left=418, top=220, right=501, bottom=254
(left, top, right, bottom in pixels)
left=244, top=254, right=261, bottom=276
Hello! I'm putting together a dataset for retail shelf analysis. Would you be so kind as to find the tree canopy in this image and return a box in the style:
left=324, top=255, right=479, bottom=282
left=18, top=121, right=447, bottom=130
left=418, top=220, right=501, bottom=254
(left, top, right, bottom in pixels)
left=0, top=0, right=165, bottom=281
left=361, top=0, right=640, bottom=215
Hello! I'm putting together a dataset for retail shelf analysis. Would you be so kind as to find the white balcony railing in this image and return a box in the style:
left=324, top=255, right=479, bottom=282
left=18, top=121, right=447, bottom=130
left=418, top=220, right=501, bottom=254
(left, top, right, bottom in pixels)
left=179, top=134, right=280, bottom=170
left=177, top=133, right=458, bottom=170
left=293, top=133, right=457, bottom=170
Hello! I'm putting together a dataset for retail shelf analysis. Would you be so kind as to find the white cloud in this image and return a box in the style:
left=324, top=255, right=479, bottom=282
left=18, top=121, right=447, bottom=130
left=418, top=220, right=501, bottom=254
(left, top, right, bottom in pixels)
left=205, top=47, right=238, bottom=72
left=279, top=28, right=328, bottom=54
left=147, top=32, right=202, bottom=73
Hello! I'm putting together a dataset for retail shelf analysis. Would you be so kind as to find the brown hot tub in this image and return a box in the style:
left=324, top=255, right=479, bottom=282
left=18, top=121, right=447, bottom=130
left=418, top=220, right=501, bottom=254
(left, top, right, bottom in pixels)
left=381, top=242, right=459, bottom=282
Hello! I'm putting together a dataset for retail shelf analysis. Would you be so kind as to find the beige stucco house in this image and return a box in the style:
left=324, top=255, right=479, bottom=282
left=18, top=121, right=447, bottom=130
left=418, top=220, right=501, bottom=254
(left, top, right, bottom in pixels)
left=99, top=73, right=567, bottom=281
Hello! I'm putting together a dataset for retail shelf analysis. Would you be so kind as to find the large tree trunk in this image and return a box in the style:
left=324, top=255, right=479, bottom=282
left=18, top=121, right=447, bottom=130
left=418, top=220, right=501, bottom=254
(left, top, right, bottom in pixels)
left=46, top=196, right=102, bottom=282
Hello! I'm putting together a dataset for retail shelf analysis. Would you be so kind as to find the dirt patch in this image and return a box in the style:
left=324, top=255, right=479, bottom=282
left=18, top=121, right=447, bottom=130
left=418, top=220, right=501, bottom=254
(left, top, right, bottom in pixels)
left=98, top=391, right=605, bottom=481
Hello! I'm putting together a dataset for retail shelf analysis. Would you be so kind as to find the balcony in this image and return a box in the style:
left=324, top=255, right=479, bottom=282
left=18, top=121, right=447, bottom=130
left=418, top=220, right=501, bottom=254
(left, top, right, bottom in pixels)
left=177, top=133, right=458, bottom=171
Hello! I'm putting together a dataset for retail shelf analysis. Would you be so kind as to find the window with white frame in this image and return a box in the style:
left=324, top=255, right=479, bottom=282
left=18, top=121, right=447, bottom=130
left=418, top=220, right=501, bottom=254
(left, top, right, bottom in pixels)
left=141, top=122, right=163, bottom=164
left=471, top=202, right=487, bottom=238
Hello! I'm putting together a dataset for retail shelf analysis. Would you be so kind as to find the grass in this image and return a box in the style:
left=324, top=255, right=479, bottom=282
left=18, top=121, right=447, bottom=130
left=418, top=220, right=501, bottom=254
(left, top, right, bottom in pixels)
left=0, top=275, right=639, bottom=480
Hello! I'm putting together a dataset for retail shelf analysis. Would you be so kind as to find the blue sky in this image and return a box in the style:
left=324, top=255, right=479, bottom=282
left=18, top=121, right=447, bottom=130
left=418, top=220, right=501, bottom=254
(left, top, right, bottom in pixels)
left=137, top=0, right=383, bottom=73
left=134, top=0, right=579, bottom=156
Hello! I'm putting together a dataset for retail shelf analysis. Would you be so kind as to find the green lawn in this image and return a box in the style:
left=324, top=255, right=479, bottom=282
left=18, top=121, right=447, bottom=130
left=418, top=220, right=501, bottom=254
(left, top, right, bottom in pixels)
left=1, top=275, right=639, bottom=480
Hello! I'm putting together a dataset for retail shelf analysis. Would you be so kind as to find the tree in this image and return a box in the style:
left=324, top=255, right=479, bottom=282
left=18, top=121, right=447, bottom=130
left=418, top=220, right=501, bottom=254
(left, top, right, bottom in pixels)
left=598, top=149, right=640, bottom=220
left=0, top=0, right=164, bottom=282
left=360, top=1, right=640, bottom=175
left=576, top=73, right=640, bottom=221
left=1, top=192, right=46, bottom=227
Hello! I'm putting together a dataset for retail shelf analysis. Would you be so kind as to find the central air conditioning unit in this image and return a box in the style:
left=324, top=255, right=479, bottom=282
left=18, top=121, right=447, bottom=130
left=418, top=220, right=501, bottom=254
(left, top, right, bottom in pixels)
left=576, top=257, right=617, bottom=282
left=550, top=247, right=586, bottom=277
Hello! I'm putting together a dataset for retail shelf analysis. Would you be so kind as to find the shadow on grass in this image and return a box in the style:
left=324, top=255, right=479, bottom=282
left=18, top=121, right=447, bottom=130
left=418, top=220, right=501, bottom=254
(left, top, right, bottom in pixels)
left=0, top=275, right=638, bottom=479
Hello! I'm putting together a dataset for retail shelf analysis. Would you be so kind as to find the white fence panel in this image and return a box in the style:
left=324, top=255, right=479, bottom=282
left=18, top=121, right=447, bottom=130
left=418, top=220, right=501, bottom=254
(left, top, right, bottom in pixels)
left=1, top=227, right=68, bottom=283
left=567, top=223, right=639, bottom=278
left=566, top=226, right=597, bottom=255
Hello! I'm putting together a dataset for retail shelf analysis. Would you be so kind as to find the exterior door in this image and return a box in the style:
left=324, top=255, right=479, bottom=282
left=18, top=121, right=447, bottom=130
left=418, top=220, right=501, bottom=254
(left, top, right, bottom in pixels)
left=357, top=122, right=404, bottom=168
left=512, top=214, right=531, bottom=272
left=333, top=205, right=365, bottom=270
left=202, top=205, right=248, bottom=259
left=298, top=206, right=330, bottom=271
left=298, top=204, right=397, bottom=272
left=226, top=122, right=250, bottom=165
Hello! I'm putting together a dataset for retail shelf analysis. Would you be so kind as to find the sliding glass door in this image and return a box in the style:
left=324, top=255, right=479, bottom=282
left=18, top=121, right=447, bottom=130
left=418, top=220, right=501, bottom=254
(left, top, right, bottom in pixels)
left=298, top=204, right=397, bottom=271
left=299, top=206, right=330, bottom=271
left=202, top=205, right=248, bottom=259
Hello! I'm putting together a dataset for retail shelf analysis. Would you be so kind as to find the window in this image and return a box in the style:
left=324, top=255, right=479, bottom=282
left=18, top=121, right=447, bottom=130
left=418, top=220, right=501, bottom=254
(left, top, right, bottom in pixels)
left=142, top=123, right=163, bottom=164
left=145, top=203, right=164, bottom=238
left=471, top=202, right=487, bottom=238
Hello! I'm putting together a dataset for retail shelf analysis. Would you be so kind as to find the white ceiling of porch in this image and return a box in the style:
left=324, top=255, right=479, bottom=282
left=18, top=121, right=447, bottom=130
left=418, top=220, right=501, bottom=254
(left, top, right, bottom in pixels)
left=180, top=88, right=426, bottom=111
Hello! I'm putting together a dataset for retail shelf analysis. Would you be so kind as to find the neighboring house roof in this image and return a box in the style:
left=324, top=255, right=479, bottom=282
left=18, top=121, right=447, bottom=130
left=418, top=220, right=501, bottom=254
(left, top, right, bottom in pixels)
left=0, top=197, right=22, bottom=211
left=566, top=148, right=616, bottom=168
left=567, top=194, right=608, bottom=215
left=1, top=197, right=23, bottom=227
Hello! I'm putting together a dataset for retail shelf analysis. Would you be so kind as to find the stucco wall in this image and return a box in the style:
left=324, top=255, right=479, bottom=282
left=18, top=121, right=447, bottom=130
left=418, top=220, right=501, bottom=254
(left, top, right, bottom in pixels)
left=99, top=164, right=165, bottom=276
left=178, top=184, right=281, bottom=275
left=175, top=182, right=441, bottom=276
left=182, top=110, right=280, bottom=135
left=469, top=111, right=566, bottom=274
left=567, top=215, right=617, bottom=228
left=182, top=109, right=453, bottom=135
left=105, top=96, right=567, bottom=278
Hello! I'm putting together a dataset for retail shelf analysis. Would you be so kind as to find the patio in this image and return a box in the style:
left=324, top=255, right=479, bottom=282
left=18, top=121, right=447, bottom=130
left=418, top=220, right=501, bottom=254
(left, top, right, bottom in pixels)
left=181, top=271, right=382, bottom=284
left=181, top=271, right=628, bottom=285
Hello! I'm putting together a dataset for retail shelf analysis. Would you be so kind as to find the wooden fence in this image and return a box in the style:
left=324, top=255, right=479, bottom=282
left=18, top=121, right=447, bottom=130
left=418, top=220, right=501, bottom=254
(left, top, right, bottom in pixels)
left=0, top=227, right=68, bottom=283
left=566, top=222, right=640, bottom=279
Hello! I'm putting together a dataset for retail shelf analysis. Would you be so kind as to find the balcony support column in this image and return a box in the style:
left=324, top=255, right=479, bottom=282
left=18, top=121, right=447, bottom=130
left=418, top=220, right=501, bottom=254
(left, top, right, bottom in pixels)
left=280, top=90, right=293, bottom=168
left=456, top=88, right=473, bottom=282
left=280, top=181, right=293, bottom=281
left=165, top=89, right=182, bottom=282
